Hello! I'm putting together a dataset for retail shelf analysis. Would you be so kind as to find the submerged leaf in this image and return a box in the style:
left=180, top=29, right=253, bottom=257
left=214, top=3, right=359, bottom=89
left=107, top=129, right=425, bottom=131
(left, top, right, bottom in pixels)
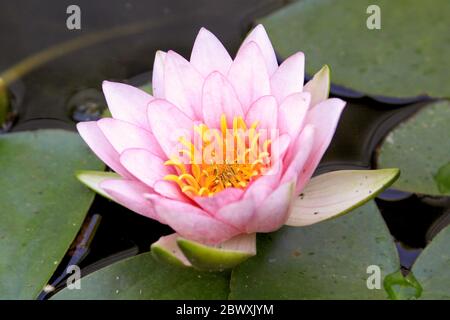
left=378, top=100, right=450, bottom=196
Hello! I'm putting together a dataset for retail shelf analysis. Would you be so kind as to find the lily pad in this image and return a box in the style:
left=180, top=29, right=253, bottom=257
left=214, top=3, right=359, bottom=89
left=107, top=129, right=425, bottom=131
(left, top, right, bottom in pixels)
left=0, top=129, right=103, bottom=299
left=260, top=0, right=450, bottom=99
left=412, top=225, right=450, bottom=299
left=377, top=100, right=450, bottom=196
left=53, top=252, right=230, bottom=299
left=229, top=201, right=399, bottom=299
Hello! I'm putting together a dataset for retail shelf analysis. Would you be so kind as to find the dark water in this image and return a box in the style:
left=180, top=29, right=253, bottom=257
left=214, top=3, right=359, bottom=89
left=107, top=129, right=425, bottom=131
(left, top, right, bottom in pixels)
left=1, top=0, right=448, bottom=299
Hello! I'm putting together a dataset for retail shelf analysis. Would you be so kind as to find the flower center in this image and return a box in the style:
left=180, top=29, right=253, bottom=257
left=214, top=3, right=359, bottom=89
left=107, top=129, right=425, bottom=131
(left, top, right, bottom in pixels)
left=164, top=115, right=272, bottom=197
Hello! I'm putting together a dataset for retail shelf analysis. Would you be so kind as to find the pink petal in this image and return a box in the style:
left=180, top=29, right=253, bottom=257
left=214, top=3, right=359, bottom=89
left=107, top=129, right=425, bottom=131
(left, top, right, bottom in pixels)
left=278, top=92, right=311, bottom=139
left=76, top=121, right=132, bottom=178
left=147, top=99, right=194, bottom=159
left=100, top=178, right=163, bottom=222
left=147, top=195, right=241, bottom=245
left=97, top=118, right=165, bottom=159
left=153, top=180, right=190, bottom=202
left=270, top=52, right=305, bottom=103
left=202, top=71, right=243, bottom=128
left=281, top=124, right=315, bottom=188
left=152, top=50, right=166, bottom=98
left=164, top=50, right=203, bottom=119
left=102, top=81, right=153, bottom=129
left=190, top=28, right=233, bottom=77
left=246, top=180, right=296, bottom=233
left=120, top=148, right=171, bottom=188
left=245, top=95, right=278, bottom=130
left=243, top=164, right=282, bottom=205
left=270, top=133, right=291, bottom=164
left=240, top=134, right=289, bottom=206
left=228, top=41, right=271, bottom=112
left=194, top=188, right=244, bottom=214
left=240, top=24, right=278, bottom=75
left=297, top=98, right=346, bottom=191
left=303, top=65, right=330, bottom=108
left=215, top=198, right=255, bottom=231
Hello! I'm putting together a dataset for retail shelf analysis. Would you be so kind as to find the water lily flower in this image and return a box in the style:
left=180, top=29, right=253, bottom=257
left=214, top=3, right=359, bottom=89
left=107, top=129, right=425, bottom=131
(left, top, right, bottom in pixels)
left=76, top=25, right=399, bottom=270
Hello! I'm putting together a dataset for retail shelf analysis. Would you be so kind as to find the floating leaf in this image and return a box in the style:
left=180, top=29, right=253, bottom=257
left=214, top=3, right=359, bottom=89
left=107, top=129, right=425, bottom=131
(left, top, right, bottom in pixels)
left=53, top=252, right=230, bottom=299
left=412, top=225, right=450, bottom=299
left=260, top=0, right=450, bottom=99
left=0, top=130, right=103, bottom=299
left=286, top=169, right=399, bottom=226
left=230, top=201, right=399, bottom=299
left=377, top=100, right=450, bottom=196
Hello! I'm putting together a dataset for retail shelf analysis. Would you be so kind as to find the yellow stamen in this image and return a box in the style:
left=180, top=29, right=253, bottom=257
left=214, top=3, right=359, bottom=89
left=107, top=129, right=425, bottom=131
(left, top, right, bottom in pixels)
left=164, top=115, right=272, bottom=197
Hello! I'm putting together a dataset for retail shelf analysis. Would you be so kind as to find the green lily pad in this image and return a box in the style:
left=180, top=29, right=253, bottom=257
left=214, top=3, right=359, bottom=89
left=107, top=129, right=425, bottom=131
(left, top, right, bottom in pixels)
left=53, top=252, right=230, bottom=299
left=412, top=225, right=450, bottom=299
left=260, top=0, right=450, bottom=99
left=377, top=100, right=450, bottom=196
left=229, top=201, right=399, bottom=299
left=0, top=129, right=103, bottom=299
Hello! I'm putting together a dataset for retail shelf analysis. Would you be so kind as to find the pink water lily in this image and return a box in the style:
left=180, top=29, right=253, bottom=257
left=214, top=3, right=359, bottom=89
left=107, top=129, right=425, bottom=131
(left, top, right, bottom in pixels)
left=77, top=25, right=398, bottom=269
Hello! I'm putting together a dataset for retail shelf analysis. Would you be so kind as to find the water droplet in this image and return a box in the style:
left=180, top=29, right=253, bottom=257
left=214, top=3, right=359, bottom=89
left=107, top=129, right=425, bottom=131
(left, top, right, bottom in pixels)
left=43, top=285, right=55, bottom=293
